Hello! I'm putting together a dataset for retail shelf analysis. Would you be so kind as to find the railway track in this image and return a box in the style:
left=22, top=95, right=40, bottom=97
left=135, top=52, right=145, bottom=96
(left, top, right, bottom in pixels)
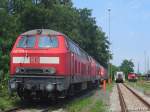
left=4, top=88, right=97, bottom=112
left=4, top=107, right=22, bottom=112
left=4, top=100, right=64, bottom=112
left=3, top=98, right=65, bottom=112
left=117, top=83, right=150, bottom=112
left=4, top=102, right=63, bottom=112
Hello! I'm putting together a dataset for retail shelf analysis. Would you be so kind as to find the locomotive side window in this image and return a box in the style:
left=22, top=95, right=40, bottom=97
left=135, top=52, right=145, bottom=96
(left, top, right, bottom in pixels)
left=68, top=40, right=75, bottom=53
left=68, top=39, right=88, bottom=59
left=17, top=36, right=36, bottom=48
left=68, top=40, right=82, bottom=55
left=38, top=36, right=58, bottom=48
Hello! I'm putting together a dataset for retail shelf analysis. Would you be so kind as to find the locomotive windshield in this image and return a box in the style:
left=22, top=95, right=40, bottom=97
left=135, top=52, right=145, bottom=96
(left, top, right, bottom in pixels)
left=38, top=36, right=58, bottom=48
left=17, top=35, right=58, bottom=48
left=17, top=36, right=36, bottom=48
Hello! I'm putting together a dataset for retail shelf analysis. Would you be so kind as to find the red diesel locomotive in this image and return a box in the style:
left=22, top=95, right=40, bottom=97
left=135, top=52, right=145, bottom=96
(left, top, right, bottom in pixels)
left=128, top=73, right=138, bottom=82
left=9, top=29, right=106, bottom=100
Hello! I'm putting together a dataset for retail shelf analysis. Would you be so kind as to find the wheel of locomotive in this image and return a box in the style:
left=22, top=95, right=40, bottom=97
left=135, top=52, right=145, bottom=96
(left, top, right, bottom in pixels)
left=67, top=85, right=75, bottom=97
left=17, top=87, right=24, bottom=100
left=17, top=89, right=33, bottom=101
left=95, top=80, right=99, bottom=88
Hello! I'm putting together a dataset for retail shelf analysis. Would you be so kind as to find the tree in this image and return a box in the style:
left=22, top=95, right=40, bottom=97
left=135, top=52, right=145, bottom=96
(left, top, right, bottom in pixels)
left=0, top=0, right=111, bottom=85
left=20, top=5, right=110, bottom=67
left=120, top=59, right=134, bottom=79
left=111, top=64, right=119, bottom=80
left=77, top=8, right=110, bottom=67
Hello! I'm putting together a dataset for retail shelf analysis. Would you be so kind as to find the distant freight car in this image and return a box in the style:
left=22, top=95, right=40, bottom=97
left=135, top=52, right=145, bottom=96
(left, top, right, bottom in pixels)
left=114, top=71, right=125, bottom=83
left=8, top=29, right=106, bottom=100
left=128, top=73, right=138, bottom=82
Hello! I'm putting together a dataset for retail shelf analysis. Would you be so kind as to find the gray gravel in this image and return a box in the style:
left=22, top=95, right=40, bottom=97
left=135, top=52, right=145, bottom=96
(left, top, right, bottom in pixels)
left=109, top=83, right=150, bottom=112
left=109, top=84, right=121, bottom=112
left=119, top=84, right=149, bottom=111
left=127, top=84, right=150, bottom=104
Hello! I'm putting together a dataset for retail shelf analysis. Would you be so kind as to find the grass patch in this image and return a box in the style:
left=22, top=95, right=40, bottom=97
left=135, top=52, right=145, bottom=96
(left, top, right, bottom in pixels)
left=67, top=85, right=111, bottom=112
left=106, top=82, right=113, bottom=92
left=90, top=100, right=106, bottom=112
left=128, top=81, right=150, bottom=93
left=67, top=96, right=92, bottom=112
left=0, top=86, right=19, bottom=111
left=0, top=96, right=18, bottom=110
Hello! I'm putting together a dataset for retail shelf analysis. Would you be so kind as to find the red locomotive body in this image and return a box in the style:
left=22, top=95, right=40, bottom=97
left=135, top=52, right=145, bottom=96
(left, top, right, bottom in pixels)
left=9, top=29, right=105, bottom=100
left=128, top=73, right=138, bottom=82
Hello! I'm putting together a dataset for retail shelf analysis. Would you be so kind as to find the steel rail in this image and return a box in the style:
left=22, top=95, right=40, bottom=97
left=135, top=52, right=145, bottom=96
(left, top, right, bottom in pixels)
left=123, top=83, right=150, bottom=110
left=117, top=84, right=127, bottom=112
left=4, top=107, right=23, bottom=112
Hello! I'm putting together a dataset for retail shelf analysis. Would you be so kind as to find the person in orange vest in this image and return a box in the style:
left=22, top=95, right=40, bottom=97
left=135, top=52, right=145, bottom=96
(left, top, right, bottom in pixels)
left=99, top=66, right=106, bottom=93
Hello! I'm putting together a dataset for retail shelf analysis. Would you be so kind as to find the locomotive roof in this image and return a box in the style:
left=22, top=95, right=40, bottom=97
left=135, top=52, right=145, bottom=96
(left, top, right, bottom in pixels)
left=20, top=29, right=103, bottom=67
left=21, top=29, right=65, bottom=36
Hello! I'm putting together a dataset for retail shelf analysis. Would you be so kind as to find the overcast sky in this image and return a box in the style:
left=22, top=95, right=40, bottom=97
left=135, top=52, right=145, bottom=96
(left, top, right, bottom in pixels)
left=72, top=0, right=150, bottom=73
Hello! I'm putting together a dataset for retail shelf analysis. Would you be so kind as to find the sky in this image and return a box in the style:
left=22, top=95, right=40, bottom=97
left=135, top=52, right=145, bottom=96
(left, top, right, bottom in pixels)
left=72, top=0, right=150, bottom=73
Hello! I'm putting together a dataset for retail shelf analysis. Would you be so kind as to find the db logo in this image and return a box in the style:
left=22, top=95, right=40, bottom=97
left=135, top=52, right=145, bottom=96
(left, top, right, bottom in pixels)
left=30, top=57, right=40, bottom=63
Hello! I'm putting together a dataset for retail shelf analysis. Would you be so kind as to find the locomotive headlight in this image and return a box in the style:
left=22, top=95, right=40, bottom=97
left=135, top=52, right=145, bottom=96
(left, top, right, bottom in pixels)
left=20, top=68, right=25, bottom=73
left=16, top=68, right=20, bottom=73
left=16, top=68, right=25, bottom=73
left=46, top=68, right=56, bottom=74
left=46, top=84, right=54, bottom=91
left=50, top=68, right=56, bottom=74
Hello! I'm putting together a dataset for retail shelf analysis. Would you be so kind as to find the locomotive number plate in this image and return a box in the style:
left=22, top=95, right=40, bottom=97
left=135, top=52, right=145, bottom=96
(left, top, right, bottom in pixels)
left=30, top=57, right=40, bottom=63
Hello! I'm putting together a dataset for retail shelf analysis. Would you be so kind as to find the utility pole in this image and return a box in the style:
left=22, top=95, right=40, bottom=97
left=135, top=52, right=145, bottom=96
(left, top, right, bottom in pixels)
left=108, top=8, right=111, bottom=82
left=108, top=9, right=111, bottom=41
left=144, top=51, right=147, bottom=74
left=147, top=56, right=149, bottom=73
left=137, top=62, right=140, bottom=74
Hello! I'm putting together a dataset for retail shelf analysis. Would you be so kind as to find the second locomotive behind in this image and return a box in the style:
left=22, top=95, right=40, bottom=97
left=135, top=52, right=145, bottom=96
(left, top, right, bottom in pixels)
left=115, top=71, right=125, bottom=83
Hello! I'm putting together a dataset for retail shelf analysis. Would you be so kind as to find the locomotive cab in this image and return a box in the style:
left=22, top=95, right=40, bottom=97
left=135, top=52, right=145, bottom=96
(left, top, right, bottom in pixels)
left=10, top=31, right=67, bottom=76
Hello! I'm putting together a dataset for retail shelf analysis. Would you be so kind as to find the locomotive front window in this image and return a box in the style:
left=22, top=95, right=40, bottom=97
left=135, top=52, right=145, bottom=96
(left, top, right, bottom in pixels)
left=38, top=36, right=58, bottom=48
left=17, top=36, right=36, bottom=48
